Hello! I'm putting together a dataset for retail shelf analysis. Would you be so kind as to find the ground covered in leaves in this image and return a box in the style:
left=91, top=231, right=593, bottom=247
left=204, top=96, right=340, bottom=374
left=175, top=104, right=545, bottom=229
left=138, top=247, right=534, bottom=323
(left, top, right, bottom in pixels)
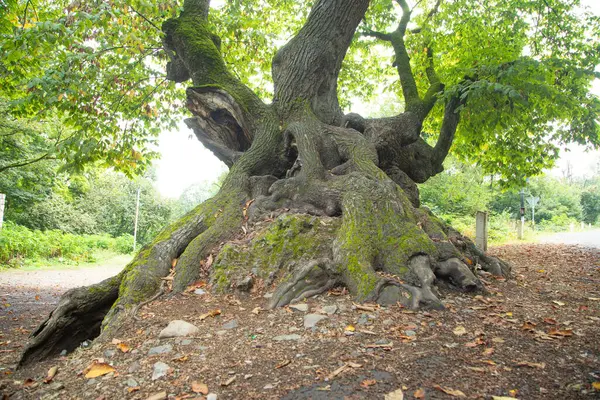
left=1, top=243, right=599, bottom=400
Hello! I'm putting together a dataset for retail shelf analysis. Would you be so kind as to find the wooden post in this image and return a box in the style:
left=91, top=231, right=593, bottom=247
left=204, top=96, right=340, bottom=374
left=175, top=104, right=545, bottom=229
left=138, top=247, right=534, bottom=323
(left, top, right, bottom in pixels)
left=517, top=217, right=524, bottom=240
left=0, top=194, right=5, bottom=230
left=475, top=211, right=488, bottom=252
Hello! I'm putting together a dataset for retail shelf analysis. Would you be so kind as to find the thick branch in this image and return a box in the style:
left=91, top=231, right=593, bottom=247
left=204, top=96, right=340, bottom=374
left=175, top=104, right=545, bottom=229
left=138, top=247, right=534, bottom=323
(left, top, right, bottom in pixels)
left=391, top=0, right=421, bottom=110
left=272, top=0, right=370, bottom=124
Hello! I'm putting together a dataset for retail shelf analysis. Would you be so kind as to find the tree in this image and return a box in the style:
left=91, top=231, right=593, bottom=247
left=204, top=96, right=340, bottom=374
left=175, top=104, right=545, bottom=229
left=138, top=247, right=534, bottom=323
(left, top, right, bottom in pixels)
left=15, top=0, right=600, bottom=365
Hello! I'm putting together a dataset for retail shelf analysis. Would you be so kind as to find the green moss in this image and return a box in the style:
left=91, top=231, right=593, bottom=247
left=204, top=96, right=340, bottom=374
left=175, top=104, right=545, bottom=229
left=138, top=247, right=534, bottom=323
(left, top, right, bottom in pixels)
left=211, top=214, right=340, bottom=291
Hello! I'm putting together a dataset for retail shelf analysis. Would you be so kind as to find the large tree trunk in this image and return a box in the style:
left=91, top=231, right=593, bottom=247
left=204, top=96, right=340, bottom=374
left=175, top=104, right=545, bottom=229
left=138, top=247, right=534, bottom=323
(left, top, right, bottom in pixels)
left=18, top=0, right=510, bottom=367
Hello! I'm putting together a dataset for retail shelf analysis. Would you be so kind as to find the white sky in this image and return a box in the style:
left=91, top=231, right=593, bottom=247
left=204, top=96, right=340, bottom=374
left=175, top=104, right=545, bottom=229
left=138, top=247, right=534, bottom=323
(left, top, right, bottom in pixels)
left=154, top=0, right=600, bottom=198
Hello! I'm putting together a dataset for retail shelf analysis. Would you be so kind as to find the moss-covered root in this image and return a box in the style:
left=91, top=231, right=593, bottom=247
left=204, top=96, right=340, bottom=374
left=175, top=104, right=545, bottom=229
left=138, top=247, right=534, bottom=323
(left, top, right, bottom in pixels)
left=102, top=195, right=229, bottom=332
left=17, top=272, right=124, bottom=368
left=268, top=258, right=339, bottom=308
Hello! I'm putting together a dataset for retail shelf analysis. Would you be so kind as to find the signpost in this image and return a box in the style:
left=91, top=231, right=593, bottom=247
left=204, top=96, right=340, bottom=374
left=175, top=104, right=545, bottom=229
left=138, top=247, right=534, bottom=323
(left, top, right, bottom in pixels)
left=526, top=195, right=540, bottom=230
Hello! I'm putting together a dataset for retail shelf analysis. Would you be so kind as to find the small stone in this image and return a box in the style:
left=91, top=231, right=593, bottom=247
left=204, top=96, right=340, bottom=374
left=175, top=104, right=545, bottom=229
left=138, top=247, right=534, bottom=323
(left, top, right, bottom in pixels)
left=207, top=394, right=218, bottom=400
left=158, top=320, right=199, bottom=339
left=376, top=339, right=392, bottom=345
left=128, top=361, right=141, bottom=373
left=194, top=288, right=206, bottom=295
left=125, top=378, right=138, bottom=387
left=47, top=382, right=64, bottom=391
left=222, top=320, right=238, bottom=330
left=264, top=384, right=274, bottom=389
left=322, top=305, right=338, bottom=315
left=152, top=362, right=170, bottom=381
left=86, top=379, right=97, bottom=386
left=180, top=339, right=192, bottom=346
left=103, top=349, right=116, bottom=358
left=404, top=330, right=416, bottom=337
left=148, top=344, right=173, bottom=355
left=263, top=292, right=273, bottom=299
left=273, top=334, right=302, bottom=341
left=216, top=330, right=228, bottom=336
left=357, top=313, right=369, bottom=325
left=147, top=392, right=168, bottom=400
left=383, top=319, right=394, bottom=326
left=304, top=314, right=327, bottom=329
left=289, top=303, right=309, bottom=312
left=59, top=349, right=67, bottom=356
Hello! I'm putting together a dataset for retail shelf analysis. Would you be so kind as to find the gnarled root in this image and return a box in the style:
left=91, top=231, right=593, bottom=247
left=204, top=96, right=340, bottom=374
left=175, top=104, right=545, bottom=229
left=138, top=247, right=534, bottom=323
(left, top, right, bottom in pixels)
left=17, top=273, right=123, bottom=368
left=268, top=258, right=339, bottom=308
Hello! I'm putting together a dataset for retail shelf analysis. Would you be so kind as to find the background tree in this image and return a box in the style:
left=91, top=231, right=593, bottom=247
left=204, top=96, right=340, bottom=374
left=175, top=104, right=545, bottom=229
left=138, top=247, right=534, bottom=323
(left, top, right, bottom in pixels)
left=8, top=0, right=599, bottom=365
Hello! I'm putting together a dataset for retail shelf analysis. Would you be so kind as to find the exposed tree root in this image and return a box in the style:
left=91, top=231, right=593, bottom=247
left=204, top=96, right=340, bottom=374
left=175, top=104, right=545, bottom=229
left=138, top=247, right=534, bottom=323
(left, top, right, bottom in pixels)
left=17, top=273, right=123, bottom=368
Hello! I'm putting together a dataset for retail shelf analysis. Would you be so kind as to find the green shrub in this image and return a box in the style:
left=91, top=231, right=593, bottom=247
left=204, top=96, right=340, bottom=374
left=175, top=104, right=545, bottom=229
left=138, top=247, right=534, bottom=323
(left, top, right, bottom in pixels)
left=0, top=222, right=133, bottom=267
left=114, top=234, right=134, bottom=254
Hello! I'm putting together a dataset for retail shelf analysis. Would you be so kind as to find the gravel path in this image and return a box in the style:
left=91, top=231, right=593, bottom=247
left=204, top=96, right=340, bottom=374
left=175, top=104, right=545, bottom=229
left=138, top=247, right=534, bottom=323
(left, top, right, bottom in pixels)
left=0, top=256, right=128, bottom=335
left=539, top=229, right=600, bottom=249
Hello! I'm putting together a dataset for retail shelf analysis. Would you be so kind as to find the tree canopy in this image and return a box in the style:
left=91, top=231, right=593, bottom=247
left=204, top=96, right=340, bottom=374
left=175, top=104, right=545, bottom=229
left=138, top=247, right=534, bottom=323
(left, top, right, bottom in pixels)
left=1, top=0, right=598, bottom=183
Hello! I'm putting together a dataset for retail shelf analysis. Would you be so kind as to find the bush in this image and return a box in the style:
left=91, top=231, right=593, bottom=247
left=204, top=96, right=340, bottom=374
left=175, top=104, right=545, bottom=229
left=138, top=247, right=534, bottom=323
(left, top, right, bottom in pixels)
left=537, top=214, right=578, bottom=232
left=0, top=222, right=132, bottom=267
left=114, top=234, right=134, bottom=254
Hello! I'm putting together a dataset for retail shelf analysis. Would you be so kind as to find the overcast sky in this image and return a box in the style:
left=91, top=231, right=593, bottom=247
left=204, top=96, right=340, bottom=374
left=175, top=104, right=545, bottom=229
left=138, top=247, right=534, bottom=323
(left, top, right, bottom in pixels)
left=155, top=1, right=600, bottom=198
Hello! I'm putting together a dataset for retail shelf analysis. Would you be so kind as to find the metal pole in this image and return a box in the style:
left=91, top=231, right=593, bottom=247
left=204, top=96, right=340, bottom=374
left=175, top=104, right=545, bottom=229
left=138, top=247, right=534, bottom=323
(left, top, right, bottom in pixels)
left=518, top=190, right=525, bottom=239
left=0, top=194, right=5, bottom=230
left=133, top=188, right=141, bottom=252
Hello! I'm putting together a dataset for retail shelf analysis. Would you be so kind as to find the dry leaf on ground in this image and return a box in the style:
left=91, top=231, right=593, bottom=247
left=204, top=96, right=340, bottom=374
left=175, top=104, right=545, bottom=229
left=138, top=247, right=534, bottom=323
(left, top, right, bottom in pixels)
left=191, top=381, right=208, bottom=394
left=43, top=366, right=58, bottom=383
left=434, top=385, right=467, bottom=397
left=84, top=362, right=116, bottom=378
left=384, top=388, right=404, bottom=400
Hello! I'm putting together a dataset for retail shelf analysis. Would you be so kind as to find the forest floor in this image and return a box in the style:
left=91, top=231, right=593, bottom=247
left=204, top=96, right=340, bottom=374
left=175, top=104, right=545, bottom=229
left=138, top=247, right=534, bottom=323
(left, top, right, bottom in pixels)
left=0, top=243, right=599, bottom=400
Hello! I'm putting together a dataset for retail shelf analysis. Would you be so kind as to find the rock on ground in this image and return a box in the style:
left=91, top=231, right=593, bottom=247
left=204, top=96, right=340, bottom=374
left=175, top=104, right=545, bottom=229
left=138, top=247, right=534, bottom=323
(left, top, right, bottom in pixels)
left=158, top=320, right=199, bottom=338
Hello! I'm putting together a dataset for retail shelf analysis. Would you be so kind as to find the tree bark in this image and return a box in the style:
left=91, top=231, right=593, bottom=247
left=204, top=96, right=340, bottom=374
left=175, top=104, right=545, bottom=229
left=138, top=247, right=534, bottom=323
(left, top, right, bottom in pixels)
left=18, top=0, right=511, bottom=367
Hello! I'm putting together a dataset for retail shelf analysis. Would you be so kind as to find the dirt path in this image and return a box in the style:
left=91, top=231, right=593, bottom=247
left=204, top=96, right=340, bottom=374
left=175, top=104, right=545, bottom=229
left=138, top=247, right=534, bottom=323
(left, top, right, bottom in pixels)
left=0, top=255, right=128, bottom=337
left=1, top=245, right=599, bottom=400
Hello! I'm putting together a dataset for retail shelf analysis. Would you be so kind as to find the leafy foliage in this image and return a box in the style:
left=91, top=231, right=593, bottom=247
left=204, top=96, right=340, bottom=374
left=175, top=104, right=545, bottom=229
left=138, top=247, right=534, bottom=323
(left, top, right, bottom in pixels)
left=0, top=0, right=598, bottom=184
left=0, top=221, right=132, bottom=268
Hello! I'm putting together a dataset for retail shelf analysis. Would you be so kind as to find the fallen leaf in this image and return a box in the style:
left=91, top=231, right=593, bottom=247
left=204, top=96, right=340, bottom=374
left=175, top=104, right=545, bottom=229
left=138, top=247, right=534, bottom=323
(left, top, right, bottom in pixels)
left=384, top=388, right=404, bottom=400
left=347, top=361, right=362, bottom=368
left=127, top=386, right=140, bottom=393
left=360, top=379, right=377, bottom=388
left=552, top=300, right=565, bottom=306
left=84, top=362, right=116, bottom=378
left=482, top=347, right=495, bottom=356
left=23, top=378, right=35, bottom=387
left=35, top=295, right=40, bottom=301
left=543, top=318, right=558, bottom=325
left=116, top=342, right=130, bottom=353
left=492, top=337, right=505, bottom=343
left=199, top=309, right=221, bottom=321
left=453, top=326, right=467, bottom=336
left=44, top=366, right=58, bottom=383
left=414, top=388, right=425, bottom=399
left=433, top=385, right=466, bottom=397
left=252, top=307, right=261, bottom=315
left=515, top=361, right=545, bottom=369
left=191, top=381, right=208, bottom=394
left=491, top=397, right=519, bottom=400
left=111, top=339, right=121, bottom=345
left=521, top=321, right=536, bottom=330
left=345, top=325, right=355, bottom=332
left=276, top=360, right=291, bottom=369
left=592, top=382, right=600, bottom=390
